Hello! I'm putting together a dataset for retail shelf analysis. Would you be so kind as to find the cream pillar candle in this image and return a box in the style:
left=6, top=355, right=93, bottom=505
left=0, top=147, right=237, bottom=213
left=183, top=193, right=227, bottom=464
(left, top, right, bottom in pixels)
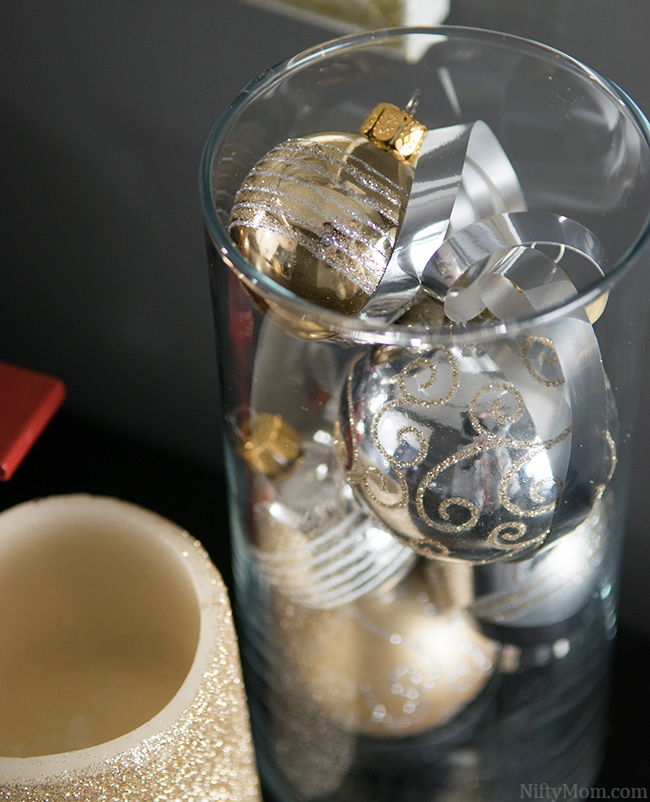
left=0, top=494, right=260, bottom=801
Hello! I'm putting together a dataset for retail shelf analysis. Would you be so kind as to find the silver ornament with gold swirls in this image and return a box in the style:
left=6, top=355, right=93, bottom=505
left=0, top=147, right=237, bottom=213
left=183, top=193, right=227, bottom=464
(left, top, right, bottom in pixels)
left=426, top=491, right=611, bottom=631
left=339, top=326, right=575, bottom=563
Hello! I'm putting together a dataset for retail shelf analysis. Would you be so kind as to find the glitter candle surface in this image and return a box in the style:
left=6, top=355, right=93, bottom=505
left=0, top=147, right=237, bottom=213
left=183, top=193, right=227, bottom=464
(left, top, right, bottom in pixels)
left=0, top=495, right=260, bottom=802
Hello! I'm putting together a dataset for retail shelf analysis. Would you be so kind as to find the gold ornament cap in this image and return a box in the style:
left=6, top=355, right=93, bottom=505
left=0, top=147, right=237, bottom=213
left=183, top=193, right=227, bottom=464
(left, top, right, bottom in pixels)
left=239, top=413, right=303, bottom=478
left=360, top=102, right=427, bottom=165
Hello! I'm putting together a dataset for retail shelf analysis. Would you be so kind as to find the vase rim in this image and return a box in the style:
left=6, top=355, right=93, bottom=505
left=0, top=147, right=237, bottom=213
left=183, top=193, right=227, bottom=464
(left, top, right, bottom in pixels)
left=199, top=25, right=650, bottom=347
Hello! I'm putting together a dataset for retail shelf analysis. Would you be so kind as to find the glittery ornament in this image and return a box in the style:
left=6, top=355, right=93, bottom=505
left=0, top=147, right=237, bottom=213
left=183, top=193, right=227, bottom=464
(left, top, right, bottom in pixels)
left=0, top=495, right=260, bottom=802
left=229, top=102, right=427, bottom=318
left=228, top=100, right=526, bottom=332
left=427, top=492, right=611, bottom=632
left=266, top=628, right=356, bottom=801
left=271, top=562, right=498, bottom=741
left=253, top=438, right=416, bottom=608
left=339, top=323, right=580, bottom=562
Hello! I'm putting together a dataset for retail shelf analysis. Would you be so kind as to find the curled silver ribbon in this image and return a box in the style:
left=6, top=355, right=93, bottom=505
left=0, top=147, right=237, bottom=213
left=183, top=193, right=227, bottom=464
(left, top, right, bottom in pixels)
left=359, top=121, right=526, bottom=322
left=421, top=211, right=607, bottom=319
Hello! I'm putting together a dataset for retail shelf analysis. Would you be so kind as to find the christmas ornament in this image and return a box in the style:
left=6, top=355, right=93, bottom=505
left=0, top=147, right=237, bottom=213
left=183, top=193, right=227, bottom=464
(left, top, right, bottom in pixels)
left=229, top=102, right=426, bottom=320
left=339, top=324, right=577, bottom=562
left=267, top=661, right=356, bottom=801
left=339, top=201, right=615, bottom=560
left=271, top=562, right=499, bottom=739
left=426, top=491, right=611, bottom=631
left=228, top=100, right=525, bottom=328
left=252, top=436, right=416, bottom=608
left=244, top=322, right=418, bottom=609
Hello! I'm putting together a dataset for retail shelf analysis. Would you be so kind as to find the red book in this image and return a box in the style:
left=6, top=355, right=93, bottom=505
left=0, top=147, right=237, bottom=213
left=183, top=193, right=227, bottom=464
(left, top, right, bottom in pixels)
left=0, top=361, right=66, bottom=480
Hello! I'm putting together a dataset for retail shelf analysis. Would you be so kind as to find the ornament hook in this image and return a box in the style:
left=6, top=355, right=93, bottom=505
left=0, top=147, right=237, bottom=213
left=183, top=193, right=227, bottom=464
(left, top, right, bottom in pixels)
left=405, top=89, right=421, bottom=115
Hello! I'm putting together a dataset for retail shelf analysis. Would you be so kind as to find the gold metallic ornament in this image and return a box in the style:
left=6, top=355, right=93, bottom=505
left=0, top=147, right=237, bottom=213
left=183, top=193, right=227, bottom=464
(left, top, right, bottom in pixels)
left=272, top=563, right=499, bottom=738
left=228, top=103, right=427, bottom=317
left=267, top=662, right=355, bottom=801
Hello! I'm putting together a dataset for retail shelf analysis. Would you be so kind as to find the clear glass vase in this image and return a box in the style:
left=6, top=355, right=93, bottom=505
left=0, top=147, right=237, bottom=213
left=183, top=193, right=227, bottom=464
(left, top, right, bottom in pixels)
left=200, top=27, right=650, bottom=801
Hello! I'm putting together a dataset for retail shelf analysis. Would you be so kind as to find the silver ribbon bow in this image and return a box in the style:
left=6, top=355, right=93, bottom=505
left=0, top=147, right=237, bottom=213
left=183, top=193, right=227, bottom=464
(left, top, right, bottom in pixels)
left=360, top=120, right=526, bottom=322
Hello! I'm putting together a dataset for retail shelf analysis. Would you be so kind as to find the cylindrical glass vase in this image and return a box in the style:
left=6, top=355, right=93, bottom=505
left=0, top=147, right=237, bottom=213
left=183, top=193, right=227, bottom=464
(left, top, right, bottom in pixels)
left=200, top=27, right=650, bottom=801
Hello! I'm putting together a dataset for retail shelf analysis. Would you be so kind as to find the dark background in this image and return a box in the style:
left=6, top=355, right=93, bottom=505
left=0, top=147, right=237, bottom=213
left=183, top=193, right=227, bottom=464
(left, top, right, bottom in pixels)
left=1, top=0, right=650, bottom=791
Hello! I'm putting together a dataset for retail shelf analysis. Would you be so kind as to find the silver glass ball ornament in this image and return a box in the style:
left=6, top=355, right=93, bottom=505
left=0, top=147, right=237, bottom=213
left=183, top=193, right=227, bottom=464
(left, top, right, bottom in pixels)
left=339, top=326, right=575, bottom=563
left=252, top=437, right=416, bottom=608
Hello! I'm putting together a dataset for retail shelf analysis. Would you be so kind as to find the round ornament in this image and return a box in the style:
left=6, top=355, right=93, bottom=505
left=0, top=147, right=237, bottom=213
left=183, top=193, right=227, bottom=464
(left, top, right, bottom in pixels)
left=426, top=491, right=611, bottom=631
left=252, top=437, right=416, bottom=609
left=339, top=323, right=576, bottom=563
left=228, top=97, right=526, bottom=331
left=472, top=493, right=610, bottom=629
left=271, top=562, right=499, bottom=739
left=229, top=102, right=426, bottom=319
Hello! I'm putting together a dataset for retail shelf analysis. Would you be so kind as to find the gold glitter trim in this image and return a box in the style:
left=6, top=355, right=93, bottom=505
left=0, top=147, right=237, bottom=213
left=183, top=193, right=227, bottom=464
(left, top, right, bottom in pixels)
left=499, top=434, right=569, bottom=519
left=487, top=524, right=548, bottom=555
left=468, top=382, right=526, bottom=439
left=488, top=521, right=527, bottom=543
left=362, top=465, right=410, bottom=510
left=397, top=350, right=459, bottom=407
left=520, top=336, right=565, bottom=387
left=363, top=349, right=460, bottom=509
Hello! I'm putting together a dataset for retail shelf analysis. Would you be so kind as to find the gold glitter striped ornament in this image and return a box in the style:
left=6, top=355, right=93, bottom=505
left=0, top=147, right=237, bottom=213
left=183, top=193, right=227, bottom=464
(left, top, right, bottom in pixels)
left=228, top=102, right=427, bottom=317
left=0, top=495, right=260, bottom=802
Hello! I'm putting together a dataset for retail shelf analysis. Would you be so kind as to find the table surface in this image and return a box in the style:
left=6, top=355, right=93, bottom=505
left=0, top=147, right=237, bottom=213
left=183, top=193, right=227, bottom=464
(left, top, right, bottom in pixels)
left=2, top=412, right=648, bottom=793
